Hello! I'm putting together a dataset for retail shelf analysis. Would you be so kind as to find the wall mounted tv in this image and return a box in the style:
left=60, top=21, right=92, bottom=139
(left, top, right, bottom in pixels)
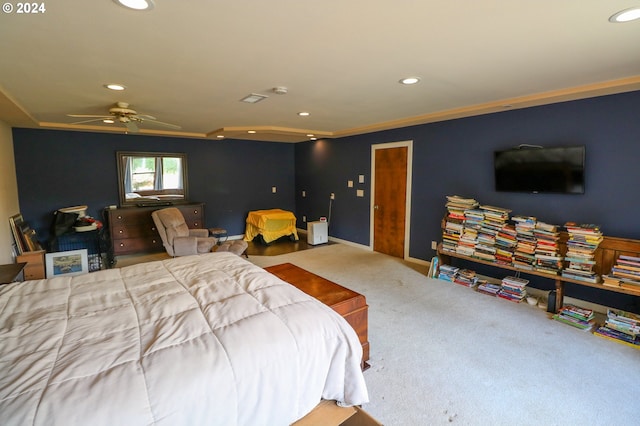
left=494, top=145, right=585, bottom=194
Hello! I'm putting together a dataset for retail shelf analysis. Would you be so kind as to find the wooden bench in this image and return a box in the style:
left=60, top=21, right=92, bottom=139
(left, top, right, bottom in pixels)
left=265, top=263, right=370, bottom=369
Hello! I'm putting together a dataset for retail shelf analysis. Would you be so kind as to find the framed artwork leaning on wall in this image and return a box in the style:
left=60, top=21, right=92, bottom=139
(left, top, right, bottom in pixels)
left=45, top=249, right=88, bottom=278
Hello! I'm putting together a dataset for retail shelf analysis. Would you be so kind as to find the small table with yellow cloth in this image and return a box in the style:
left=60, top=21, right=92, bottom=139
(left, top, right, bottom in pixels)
left=244, top=209, right=299, bottom=244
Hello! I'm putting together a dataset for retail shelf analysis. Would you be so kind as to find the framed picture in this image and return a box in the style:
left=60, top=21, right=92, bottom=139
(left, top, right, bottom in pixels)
left=9, top=213, right=27, bottom=255
left=45, top=249, right=89, bottom=278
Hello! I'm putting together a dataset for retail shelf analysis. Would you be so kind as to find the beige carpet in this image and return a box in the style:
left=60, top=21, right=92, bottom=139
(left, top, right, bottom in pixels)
left=248, top=244, right=640, bottom=426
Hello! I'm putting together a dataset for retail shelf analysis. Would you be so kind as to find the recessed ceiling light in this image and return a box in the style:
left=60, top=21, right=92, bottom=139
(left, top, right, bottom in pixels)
left=103, top=119, right=115, bottom=124
left=298, top=112, right=310, bottom=117
left=247, top=130, right=257, bottom=134
left=240, top=93, right=268, bottom=104
left=609, top=7, right=640, bottom=22
left=306, top=134, right=314, bottom=137
left=104, top=84, right=126, bottom=91
left=113, top=0, right=154, bottom=11
left=309, top=137, right=317, bottom=141
left=217, top=135, right=225, bottom=139
left=399, top=77, right=421, bottom=85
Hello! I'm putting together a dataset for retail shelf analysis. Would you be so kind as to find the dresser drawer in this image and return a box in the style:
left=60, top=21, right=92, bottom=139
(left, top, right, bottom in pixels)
left=111, top=223, right=158, bottom=239
left=113, top=237, right=163, bottom=255
left=109, top=208, right=155, bottom=225
left=178, top=206, right=204, bottom=228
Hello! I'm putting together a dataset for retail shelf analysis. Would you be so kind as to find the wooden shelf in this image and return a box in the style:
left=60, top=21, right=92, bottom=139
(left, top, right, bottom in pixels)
left=438, top=244, right=640, bottom=297
left=437, top=238, right=640, bottom=313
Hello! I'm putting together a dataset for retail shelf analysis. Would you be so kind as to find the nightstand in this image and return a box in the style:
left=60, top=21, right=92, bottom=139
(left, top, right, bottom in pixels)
left=16, top=250, right=46, bottom=280
left=0, top=262, right=26, bottom=285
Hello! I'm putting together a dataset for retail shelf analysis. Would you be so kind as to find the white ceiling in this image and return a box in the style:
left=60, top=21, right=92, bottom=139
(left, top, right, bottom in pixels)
left=1, top=1, right=639, bottom=142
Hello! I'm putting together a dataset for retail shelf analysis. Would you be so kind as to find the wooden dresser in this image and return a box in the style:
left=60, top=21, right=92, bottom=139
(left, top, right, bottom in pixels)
left=107, top=203, right=205, bottom=256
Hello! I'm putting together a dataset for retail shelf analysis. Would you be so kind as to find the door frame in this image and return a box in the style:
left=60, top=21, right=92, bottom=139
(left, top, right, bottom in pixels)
left=369, top=140, right=413, bottom=259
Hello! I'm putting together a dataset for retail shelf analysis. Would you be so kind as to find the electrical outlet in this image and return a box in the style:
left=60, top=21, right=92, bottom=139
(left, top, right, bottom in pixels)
left=330, top=193, right=335, bottom=200
left=302, top=190, right=306, bottom=197
left=431, top=241, right=438, bottom=250
left=348, top=180, right=353, bottom=188
left=302, top=215, right=306, bottom=222
left=272, top=186, right=277, bottom=193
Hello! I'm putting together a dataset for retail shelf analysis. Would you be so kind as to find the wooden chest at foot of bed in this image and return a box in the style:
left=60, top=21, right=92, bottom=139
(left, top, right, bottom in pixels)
left=265, top=263, right=370, bottom=368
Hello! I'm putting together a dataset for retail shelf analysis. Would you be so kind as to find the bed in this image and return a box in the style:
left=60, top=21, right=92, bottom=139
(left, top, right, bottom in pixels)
left=244, top=209, right=299, bottom=244
left=0, top=252, right=368, bottom=425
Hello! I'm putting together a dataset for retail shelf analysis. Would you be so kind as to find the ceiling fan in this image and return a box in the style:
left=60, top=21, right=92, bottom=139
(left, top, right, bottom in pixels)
left=67, top=101, right=181, bottom=132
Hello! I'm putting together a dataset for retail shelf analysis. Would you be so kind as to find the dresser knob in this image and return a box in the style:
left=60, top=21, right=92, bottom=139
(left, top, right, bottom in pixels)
left=152, top=239, right=157, bottom=244
left=194, top=222, right=198, bottom=227
left=117, top=215, right=122, bottom=219
left=119, top=230, right=123, bottom=234
left=194, top=210, right=198, bottom=214
left=119, top=243, right=124, bottom=247
left=151, top=227, right=156, bottom=231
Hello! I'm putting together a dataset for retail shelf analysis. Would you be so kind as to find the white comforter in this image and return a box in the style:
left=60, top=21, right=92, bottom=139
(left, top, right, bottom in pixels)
left=0, top=252, right=368, bottom=425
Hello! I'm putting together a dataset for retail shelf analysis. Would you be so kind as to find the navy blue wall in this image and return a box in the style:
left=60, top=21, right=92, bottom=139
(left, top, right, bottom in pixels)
left=13, top=128, right=295, bottom=240
left=295, top=90, right=640, bottom=312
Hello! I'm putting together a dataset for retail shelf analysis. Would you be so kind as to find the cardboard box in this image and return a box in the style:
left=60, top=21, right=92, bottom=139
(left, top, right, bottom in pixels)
left=293, top=400, right=382, bottom=426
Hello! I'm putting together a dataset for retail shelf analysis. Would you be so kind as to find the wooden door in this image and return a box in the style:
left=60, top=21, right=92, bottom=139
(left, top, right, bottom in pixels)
left=373, top=146, right=408, bottom=258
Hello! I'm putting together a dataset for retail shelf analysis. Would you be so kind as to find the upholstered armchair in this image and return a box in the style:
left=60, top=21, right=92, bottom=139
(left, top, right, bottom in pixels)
left=151, top=207, right=217, bottom=257
left=152, top=207, right=249, bottom=257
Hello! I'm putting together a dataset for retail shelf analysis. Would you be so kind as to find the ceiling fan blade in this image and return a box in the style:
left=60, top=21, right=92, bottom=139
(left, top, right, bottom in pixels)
left=136, top=114, right=157, bottom=120
left=141, top=118, right=182, bottom=130
left=67, top=114, right=112, bottom=118
left=125, top=121, right=139, bottom=132
left=70, top=118, right=111, bottom=125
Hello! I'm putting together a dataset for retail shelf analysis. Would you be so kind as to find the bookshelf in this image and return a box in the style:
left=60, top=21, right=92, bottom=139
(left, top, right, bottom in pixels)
left=438, top=233, right=640, bottom=312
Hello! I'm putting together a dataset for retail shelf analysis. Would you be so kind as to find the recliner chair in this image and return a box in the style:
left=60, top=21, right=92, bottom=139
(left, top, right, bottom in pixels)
left=152, top=207, right=248, bottom=257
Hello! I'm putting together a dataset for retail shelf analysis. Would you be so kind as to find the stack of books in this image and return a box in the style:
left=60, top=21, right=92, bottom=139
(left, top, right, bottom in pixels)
left=593, top=310, right=640, bottom=349
left=457, top=220, right=479, bottom=257
left=533, top=221, right=563, bottom=275
left=437, top=264, right=459, bottom=282
left=477, top=281, right=502, bottom=297
left=512, top=216, right=537, bottom=270
left=495, top=223, right=518, bottom=265
left=552, top=305, right=597, bottom=331
left=497, top=276, right=529, bottom=302
left=602, top=255, right=640, bottom=294
left=474, top=204, right=512, bottom=263
left=453, top=269, right=478, bottom=287
left=442, top=196, right=478, bottom=253
left=561, top=222, right=604, bottom=283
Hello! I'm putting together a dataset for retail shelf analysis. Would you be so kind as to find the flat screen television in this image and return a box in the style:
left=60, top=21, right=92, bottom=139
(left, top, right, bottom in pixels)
left=494, top=145, right=585, bottom=194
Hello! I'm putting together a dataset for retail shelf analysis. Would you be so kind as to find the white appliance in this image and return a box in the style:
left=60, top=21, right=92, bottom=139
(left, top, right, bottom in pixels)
left=307, top=221, right=328, bottom=245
